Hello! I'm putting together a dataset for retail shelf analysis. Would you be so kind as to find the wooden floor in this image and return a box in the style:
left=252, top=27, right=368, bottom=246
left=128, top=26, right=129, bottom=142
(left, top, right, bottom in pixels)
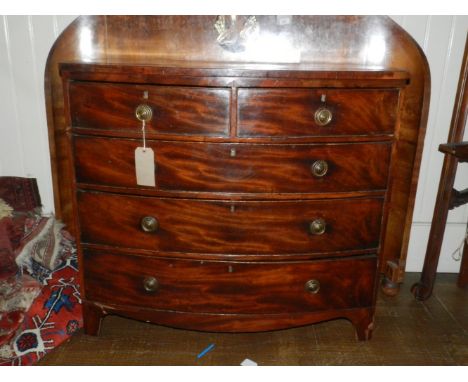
left=37, top=273, right=468, bottom=366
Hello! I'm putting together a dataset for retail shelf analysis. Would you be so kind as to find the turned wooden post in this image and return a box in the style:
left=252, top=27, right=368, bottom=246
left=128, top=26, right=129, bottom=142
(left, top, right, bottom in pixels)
left=412, top=33, right=468, bottom=300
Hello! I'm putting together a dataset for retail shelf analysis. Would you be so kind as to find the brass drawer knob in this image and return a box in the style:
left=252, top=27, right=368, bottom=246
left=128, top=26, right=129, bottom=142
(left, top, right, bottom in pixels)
left=309, top=218, right=326, bottom=235
left=143, top=276, right=159, bottom=293
left=311, top=160, right=329, bottom=177
left=305, top=279, right=320, bottom=294
left=140, top=216, right=159, bottom=233
left=314, top=107, right=333, bottom=126
left=135, top=104, right=153, bottom=122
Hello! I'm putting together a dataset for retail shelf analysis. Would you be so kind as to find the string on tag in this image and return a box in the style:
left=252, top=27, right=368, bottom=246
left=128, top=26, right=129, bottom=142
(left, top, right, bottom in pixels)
left=451, top=225, right=468, bottom=261
left=141, top=120, right=146, bottom=152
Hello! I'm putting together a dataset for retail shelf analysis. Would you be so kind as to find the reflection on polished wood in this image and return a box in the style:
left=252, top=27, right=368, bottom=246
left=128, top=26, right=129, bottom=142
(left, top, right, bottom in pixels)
left=46, top=17, right=429, bottom=279
left=45, top=16, right=430, bottom=338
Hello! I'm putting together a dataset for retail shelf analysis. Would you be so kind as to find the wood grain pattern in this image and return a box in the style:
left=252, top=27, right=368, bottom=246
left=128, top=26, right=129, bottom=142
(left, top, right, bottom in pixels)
left=46, top=18, right=430, bottom=266
left=77, top=191, right=384, bottom=255
left=83, top=250, right=377, bottom=314
left=37, top=273, right=468, bottom=365
left=60, top=62, right=410, bottom=82
left=81, top=301, right=374, bottom=338
left=44, top=16, right=430, bottom=338
left=237, top=88, right=400, bottom=137
left=70, top=125, right=395, bottom=144
left=68, top=81, right=230, bottom=136
left=73, top=136, right=392, bottom=194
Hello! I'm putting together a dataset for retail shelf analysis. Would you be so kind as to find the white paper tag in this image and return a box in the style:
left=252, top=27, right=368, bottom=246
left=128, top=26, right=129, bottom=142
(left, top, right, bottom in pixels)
left=241, top=358, right=258, bottom=366
left=135, top=147, right=156, bottom=187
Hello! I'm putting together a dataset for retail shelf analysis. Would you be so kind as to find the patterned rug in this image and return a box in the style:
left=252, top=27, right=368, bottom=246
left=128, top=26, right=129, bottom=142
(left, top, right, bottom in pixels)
left=0, top=235, right=83, bottom=366
left=0, top=177, right=83, bottom=365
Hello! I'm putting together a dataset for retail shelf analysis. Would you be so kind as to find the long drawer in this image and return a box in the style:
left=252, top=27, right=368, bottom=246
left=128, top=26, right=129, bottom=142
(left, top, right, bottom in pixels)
left=237, top=88, right=399, bottom=137
left=73, top=136, right=391, bottom=193
left=77, top=191, right=384, bottom=255
left=68, top=81, right=230, bottom=136
left=83, top=249, right=377, bottom=314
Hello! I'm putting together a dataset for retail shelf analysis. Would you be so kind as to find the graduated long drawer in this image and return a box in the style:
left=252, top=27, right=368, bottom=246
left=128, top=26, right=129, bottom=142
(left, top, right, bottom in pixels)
left=83, top=249, right=377, bottom=314
left=77, top=191, right=384, bottom=255
left=73, top=136, right=391, bottom=194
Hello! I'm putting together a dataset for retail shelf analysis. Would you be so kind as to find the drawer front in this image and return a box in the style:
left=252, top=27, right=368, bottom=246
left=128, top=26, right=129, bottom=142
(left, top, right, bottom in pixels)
left=74, top=136, right=391, bottom=193
left=83, top=250, right=377, bottom=314
left=68, top=81, right=230, bottom=136
left=77, top=192, right=383, bottom=254
left=237, top=88, right=399, bottom=137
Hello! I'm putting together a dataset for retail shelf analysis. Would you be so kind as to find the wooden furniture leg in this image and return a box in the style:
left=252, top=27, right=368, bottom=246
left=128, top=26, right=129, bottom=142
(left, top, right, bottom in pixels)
left=354, top=317, right=374, bottom=341
left=381, top=276, right=400, bottom=297
left=83, top=302, right=106, bottom=336
left=412, top=33, right=468, bottom=301
left=411, top=155, right=457, bottom=300
left=458, top=233, right=468, bottom=288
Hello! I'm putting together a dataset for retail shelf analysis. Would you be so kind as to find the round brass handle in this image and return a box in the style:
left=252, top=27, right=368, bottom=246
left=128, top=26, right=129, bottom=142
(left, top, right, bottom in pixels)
left=135, top=104, right=153, bottom=122
left=140, top=216, right=159, bottom=233
left=311, top=160, right=329, bottom=177
left=143, top=276, right=159, bottom=293
left=305, top=279, right=320, bottom=294
left=309, top=218, right=326, bottom=235
left=314, top=107, right=333, bottom=126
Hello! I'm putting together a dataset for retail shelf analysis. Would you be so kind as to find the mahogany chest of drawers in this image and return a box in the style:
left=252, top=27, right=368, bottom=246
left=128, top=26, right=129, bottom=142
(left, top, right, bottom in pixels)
left=45, top=16, right=430, bottom=340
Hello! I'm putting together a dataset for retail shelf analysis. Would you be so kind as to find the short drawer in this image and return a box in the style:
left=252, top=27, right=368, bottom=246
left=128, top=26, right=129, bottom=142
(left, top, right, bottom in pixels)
left=83, top=250, right=377, bottom=314
left=73, top=136, right=391, bottom=193
left=77, top=192, right=384, bottom=255
left=237, top=88, right=399, bottom=137
left=68, top=81, right=230, bottom=136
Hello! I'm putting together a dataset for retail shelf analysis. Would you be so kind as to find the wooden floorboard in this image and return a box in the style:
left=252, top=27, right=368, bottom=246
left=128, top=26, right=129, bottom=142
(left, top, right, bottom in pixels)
left=37, top=273, right=468, bottom=366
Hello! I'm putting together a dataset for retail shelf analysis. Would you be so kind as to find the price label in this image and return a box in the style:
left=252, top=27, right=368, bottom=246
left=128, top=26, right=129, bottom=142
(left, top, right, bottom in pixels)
left=135, top=147, right=156, bottom=187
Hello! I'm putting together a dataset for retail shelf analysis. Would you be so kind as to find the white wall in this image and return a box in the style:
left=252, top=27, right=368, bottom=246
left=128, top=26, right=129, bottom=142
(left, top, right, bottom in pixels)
left=391, top=16, right=468, bottom=272
left=0, top=15, right=467, bottom=272
left=0, top=15, right=76, bottom=212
